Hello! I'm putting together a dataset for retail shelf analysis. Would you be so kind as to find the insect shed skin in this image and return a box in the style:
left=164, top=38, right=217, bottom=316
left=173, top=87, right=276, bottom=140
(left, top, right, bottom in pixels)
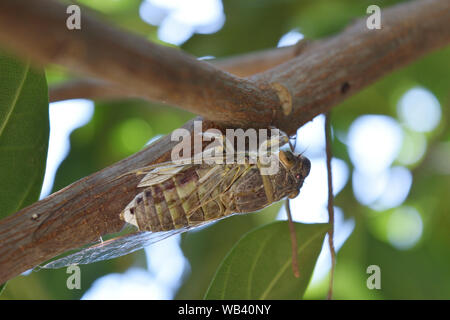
left=121, top=150, right=311, bottom=232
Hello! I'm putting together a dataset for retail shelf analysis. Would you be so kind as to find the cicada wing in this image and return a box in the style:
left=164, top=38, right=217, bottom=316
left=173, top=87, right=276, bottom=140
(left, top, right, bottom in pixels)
left=137, top=163, right=249, bottom=220
left=118, top=154, right=233, bottom=188
left=40, top=228, right=187, bottom=269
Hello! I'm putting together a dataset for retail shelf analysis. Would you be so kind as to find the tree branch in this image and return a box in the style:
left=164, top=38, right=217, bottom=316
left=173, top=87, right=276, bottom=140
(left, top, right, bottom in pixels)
left=0, top=0, right=449, bottom=283
left=49, top=78, right=138, bottom=102
left=49, top=43, right=308, bottom=102
left=213, top=42, right=310, bottom=77
left=1, top=0, right=448, bottom=132
left=0, top=0, right=281, bottom=128
left=255, top=0, right=450, bottom=133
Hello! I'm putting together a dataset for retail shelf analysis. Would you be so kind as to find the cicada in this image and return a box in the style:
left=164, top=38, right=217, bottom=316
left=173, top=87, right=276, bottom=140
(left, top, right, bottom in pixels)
left=42, top=131, right=310, bottom=268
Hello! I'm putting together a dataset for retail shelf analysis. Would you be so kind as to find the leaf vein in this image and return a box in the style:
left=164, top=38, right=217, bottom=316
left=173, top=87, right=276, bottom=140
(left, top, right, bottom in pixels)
left=0, top=62, right=30, bottom=138
left=247, top=230, right=276, bottom=299
left=259, top=226, right=327, bottom=300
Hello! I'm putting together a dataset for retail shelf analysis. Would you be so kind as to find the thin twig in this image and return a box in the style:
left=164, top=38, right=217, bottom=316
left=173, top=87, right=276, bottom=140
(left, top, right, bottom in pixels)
left=325, top=112, right=336, bottom=300
left=285, top=199, right=300, bottom=278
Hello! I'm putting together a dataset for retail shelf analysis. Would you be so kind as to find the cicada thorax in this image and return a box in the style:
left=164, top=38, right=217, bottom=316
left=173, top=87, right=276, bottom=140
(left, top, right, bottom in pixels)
left=221, top=166, right=269, bottom=213
left=222, top=152, right=309, bottom=214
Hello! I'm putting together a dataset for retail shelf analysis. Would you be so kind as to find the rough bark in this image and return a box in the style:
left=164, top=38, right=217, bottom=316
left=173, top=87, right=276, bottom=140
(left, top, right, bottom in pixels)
left=49, top=78, right=138, bottom=102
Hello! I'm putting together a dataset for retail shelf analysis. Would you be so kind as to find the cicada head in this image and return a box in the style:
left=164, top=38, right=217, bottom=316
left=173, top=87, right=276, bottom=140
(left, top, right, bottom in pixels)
left=278, top=150, right=311, bottom=199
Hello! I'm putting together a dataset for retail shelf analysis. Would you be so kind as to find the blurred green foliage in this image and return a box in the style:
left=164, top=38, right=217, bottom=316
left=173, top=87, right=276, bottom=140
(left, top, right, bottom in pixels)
left=205, top=221, right=328, bottom=299
left=0, top=51, right=49, bottom=219
left=1, top=0, right=449, bottom=299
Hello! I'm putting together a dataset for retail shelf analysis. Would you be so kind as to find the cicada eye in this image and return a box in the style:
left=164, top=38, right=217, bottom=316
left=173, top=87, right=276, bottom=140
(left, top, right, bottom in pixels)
left=279, top=151, right=294, bottom=169
left=296, top=174, right=301, bottom=180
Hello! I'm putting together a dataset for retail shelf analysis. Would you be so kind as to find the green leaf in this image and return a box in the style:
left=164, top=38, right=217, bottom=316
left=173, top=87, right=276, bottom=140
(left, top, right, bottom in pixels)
left=0, top=282, right=6, bottom=295
left=205, top=221, right=329, bottom=300
left=0, top=50, right=49, bottom=219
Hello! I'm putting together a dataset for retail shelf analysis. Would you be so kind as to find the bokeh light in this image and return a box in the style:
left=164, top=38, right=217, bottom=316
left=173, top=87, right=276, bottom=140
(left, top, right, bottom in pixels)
left=352, top=169, right=389, bottom=206
left=347, top=115, right=409, bottom=210
left=82, top=235, right=188, bottom=300
left=277, top=29, right=304, bottom=47
left=111, top=118, right=153, bottom=155
left=40, top=99, right=94, bottom=198
left=370, top=166, right=412, bottom=211
left=397, top=87, right=441, bottom=133
left=294, top=114, right=326, bottom=158
left=387, top=206, right=423, bottom=250
left=140, top=0, right=225, bottom=45
left=396, top=129, right=427, bottom=166
left=145, top=235, right=188, bottom=296
left=82, top=268, right=172, bottom=299
left=310, top=207, right=355, bottom=284
left=353, top=166, right=412, bottom=209
left=348, top=115, right=403, bottom=174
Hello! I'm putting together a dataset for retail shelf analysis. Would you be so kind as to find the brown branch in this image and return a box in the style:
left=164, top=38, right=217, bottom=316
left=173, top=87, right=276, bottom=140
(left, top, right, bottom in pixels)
left=49, top=78, right=137, bottom=102
left=254, top=0, right=450, bottom=134
left=214, top=42, right=309, bottom=77
left=1, top=0, right=449, bottom=132
left=0, top=0, right=281, bottom=128
left=0, top=0, right=449, bottom=283
left=49, top=43, right=308, bottom=102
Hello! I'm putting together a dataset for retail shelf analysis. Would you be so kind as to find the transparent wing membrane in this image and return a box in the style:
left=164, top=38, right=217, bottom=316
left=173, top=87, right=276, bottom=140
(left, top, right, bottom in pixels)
left=41, top=228, right=187, bottom=269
